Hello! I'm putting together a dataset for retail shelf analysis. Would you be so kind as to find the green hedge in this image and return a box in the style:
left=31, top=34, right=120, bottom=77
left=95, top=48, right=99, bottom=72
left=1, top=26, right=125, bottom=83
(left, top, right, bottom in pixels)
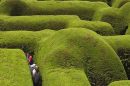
left=34, top=28, right=127, bottom=86
left=0, top=1, right=108, bottom=20
left=111, top=0, right=130, bottom=8
left=67, top=20, right=115, bottom=35
left=120, top=2, right=130, bottom=22
left=109, top=80, right=130, bottom=86
left=0, top=30, right=55, bottom=52
left=103, top=35, right=130, bottom=79
left=93, top=7, right=127, bottom=35
left=0, top=0, right=28, bottom=15
left=120, top=2, right=130, bottom=34
left=0, top=15, right=80, bottom=31
left=0, top=49, right=33, bottom=86
left=37, top=0, right=107, bottom=1
left=103, top=35, right=130, bottom=53
left=126, top=24, right=130, bottom=34
left=0, top=15, right=116, bottom=36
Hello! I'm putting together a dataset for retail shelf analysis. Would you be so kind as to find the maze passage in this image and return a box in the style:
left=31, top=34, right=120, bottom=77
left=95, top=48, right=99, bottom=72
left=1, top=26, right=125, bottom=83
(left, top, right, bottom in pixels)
left=24, top=52, right=42, bottom=86
left=0, top=0, right=130, bottom=86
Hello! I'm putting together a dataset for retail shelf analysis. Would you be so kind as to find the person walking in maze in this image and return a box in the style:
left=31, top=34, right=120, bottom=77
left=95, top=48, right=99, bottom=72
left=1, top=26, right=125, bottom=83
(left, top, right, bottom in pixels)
left=28, top=55, right=33, bottom=65
left=25, top=52, right=41, bottom=85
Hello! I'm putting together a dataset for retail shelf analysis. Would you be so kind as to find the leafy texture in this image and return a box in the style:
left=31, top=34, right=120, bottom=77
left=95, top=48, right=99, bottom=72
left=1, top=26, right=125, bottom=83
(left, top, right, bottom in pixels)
left=0, top=49, right=33, bottom=86
left=34, top=28, right=127, bottom=86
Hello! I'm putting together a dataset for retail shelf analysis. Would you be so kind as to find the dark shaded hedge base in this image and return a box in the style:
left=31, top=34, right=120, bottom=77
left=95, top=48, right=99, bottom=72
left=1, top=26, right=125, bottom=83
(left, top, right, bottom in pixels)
left=1, top=0, right=130, bottom=86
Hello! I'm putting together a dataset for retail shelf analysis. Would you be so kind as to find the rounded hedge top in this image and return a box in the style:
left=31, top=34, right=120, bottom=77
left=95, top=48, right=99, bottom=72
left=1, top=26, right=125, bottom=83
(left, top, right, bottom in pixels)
left=109, top=80, right=130, bottom=86
left=67, top=20, right=115, bottom=35
left=0, top=49, right=33, bottom=86
left=103, top=35, right=130, bottom=52
left=93, top=7, right=127, bottom=35
left=35, top=28, right=127, bottom=86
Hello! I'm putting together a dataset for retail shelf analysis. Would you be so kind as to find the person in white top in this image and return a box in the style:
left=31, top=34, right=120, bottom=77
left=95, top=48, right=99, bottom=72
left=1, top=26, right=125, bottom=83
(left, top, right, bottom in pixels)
left=32, top=69, right=37, bottom=77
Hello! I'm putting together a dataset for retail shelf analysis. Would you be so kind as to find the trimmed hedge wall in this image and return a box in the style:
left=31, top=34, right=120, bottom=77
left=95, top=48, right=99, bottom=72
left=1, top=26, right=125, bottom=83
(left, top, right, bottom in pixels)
left=111, top=0, right=130, bottom=8
left=120, top=2, right=130, bottom=22
left=103, top=35, right=130, bottom=79
left=0, top=49, right=33, bottom=86
left=109, top=80, right=130, bottom=86
left=0, top=30, right=55, bottom=52
left=0, top=0, right=28, bottom=15
left=67, top=20, right=115, bottom=35
left=0, top=15, right=80, bottom=31
left=34, top=28, right=127, bottom=86
left=0, top=1, right=109, bottom=20
left=37, top=0, right=107, bottom=1
left=126, top=24, right=130, bottom=34
left=93, top=7, right=127, bottom=35
left=0, top=15, right=116, bottom=36
left=103, top=35, right=130, bottom=53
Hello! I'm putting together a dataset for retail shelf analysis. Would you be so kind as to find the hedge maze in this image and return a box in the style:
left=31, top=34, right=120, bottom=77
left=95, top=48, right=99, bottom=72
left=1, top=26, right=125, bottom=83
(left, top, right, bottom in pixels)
left=0, top=0, right=130, bottom=86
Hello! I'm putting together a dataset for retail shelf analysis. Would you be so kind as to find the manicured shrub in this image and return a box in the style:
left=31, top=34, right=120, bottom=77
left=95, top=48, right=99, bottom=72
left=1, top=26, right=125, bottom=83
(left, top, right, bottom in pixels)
left=67, top=20, right=115, bottom=35
left=0, top=15, right=80, bottom=31
left=103, top=35, right=130, bottom=52
left=0, top=29, right=55, bottom=52
left=109, top=80, right=130, bottom=86
left=38, top=0, right=107, bottom=2
left=0, top=0, right=28, bottom=15
left=126, top=24, right=130, bottom=34
left=103, top=35, right=130, bottom=79
left=120, top=3, right=130, bottom=34
left=0, top=1, right=109, bottom=20
left=0, top=49, right=33, bottom=86
left=111, top=0, right=130, bottom=8
left=0, top=15, right=115, bottom=36
left=34, top=28, right=127, bottom=86
left=120, top=2, right=130, bottom=22
left=93, top=7, right=127, bottom=35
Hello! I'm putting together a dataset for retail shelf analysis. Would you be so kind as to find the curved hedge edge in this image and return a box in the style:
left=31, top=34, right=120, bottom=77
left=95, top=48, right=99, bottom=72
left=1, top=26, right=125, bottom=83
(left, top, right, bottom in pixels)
left=103, top=35, right=130, bottom=79
left=102, top=35, right=130, bottom=52
left=112, top=0, right=130, bottom=8
left=0, top=15, right=80, bottom=31
left=0, top=0, right=28, bottom=16
left=125, top=23, right=130, bottom=34
left=67, top=20, right=115, bottom=36
left=93, top=7, right=128, bottom=35
left=0, top=48, right=33, bottom=86
left=34, top=28, right=127, bottom=86
left=37, top=0, right=107, bottom=1
left=109, top=80, right=130, bottom=86
left=0, top=1, right=109, bottom=20
left=0, top=29, right=55, bottom=52
left=120, top=2, right=130, bottom=22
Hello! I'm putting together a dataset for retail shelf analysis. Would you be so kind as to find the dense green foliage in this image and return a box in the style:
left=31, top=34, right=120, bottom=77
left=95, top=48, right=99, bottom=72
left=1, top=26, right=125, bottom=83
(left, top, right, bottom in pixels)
left=111, top=0, right=130, bottom=8
left=38, top=0, right=107, bottom=1
left=93, top=7, right=127, bottom=34
left=0, top=49, right=33, bottom=86
left=109, top=80, right=130, bottom=86
left=0, top=15, right=80, bottom=31
left=0, top=0, right=130, bottom=86
left=0, top=30, right=55, bottom=52
left=103, top=35, right=130, bottom=79
left=34, top=28, right=127, bottom=86
left=103, top=35, right=130, bottom=52
left=67, top=20, right=115, bottom=35
left=0, top=1, right=108, bottom=20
